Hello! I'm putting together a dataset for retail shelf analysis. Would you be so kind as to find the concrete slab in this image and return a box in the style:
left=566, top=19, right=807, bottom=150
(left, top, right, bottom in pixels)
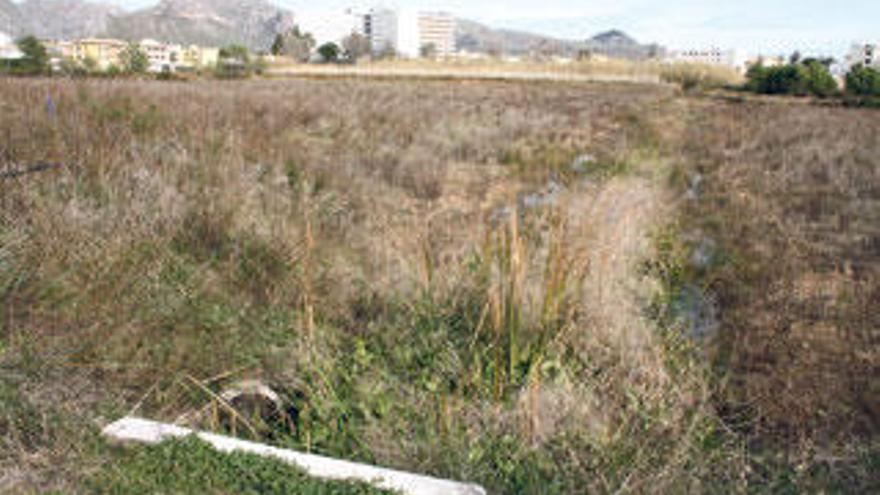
left=103, top=417, right=486, bottom=495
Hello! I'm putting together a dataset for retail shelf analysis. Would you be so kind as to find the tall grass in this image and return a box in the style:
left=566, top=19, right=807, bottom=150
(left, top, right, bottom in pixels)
left=0, top=77, right=876, bottom=493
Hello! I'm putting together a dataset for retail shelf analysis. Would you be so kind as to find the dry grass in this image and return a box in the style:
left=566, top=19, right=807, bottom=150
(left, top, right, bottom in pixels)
left=0, top=77, right=876, bottom=493
left=269, top=58, right=743, bottom=88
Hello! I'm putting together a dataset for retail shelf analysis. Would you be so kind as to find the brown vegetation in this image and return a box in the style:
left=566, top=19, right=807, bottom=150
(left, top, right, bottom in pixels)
left=0, top=77, right=877, bottom=493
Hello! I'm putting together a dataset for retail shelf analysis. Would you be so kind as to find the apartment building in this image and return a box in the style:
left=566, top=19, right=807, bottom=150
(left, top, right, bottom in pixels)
left=417, top=12, right=456, bottom=58
left=364, top=7, right=420, bottom=58
left=296, top=9, right=365, bottom=47
left=138, top=39, right=179, bottom=72
left=845, top=43, right=880, bottom=70
left=67, top=39, right=126, bottom=69
left=0, top=31, right=22, bottom=60
left=669, top=47, right=747, bottom=71
left=179, top=45, right=219, bottom=69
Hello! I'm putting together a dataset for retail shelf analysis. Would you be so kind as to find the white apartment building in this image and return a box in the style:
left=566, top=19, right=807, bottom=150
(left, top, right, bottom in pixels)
left=364, top=7, right=420, bottom=58
left=296, top=9, right=365, bottom=47
left=417, top=12, right=456, bottom=58
left=139, top=39, right=177, bottom=72
left=668, top=47, right=748, bottom=72
left=845, top=43, right=880, bottom=70
left=0, top=31, right=22, bottom=60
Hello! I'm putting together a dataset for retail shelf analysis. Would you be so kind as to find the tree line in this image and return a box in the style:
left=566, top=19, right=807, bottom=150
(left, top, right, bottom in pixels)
left=744, top=52, right=880, bottom=104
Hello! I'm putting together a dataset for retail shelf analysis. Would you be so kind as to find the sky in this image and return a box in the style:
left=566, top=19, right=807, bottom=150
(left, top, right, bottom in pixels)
left=77, top=0, right=880, bottom=57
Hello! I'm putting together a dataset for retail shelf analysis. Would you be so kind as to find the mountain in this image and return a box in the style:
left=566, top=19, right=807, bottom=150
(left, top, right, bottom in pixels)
left=17, top=0, right=121, bottom=40
left=583, top=29, right=665, bottom=60
left=106, top=0, right=295, bottom=51
left=589, top=29, right=637, bottom=46
left=456, top=19, right=582, bottom=57
left=1, top=0, right=24, bottom=37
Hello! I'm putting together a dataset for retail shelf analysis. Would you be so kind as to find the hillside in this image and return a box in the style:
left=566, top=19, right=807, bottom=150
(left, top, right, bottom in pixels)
left=106, top=0, right=294, bottom=50
left=0, top=0, right=23, bottom=37
left=455, top=18, right=583, bottom=56
left=4, top=0, right=295, bottom=50
left=16, top=0, right=121, bottom=40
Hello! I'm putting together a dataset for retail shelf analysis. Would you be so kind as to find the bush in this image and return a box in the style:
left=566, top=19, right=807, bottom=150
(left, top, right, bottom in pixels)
left=803, top=60, right=838, bottom=97
left=746, top=60, right=838, bottom=97
left=1, top=35, right=48, bottom=75
left=846, top=64, right=880, bottom=97
left=318, top=42, right=341, bottom=63
left=120, top=42, right=149, bottom=75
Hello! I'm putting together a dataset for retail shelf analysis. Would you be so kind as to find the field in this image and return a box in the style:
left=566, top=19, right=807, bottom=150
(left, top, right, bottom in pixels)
left=0, top=76, right=878, bottom=493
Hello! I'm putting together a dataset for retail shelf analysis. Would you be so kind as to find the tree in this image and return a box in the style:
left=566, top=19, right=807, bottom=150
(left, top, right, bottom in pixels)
left=270, top=26, right=315, bottom=63
left=317, top=42, right=340, bottom=63
left=745, top=61, right=837, bottom=97
left=845, top=64, right=880, bottom=97
left=219, top=44, right=250, bottom=63
left=420, top=43, right=437, bottom=59
left=270, top=33, right=285, bottom=56
left=802, top=59, right=838, bottom=97
left=14, top=35, right=48, bottom=75
left=342, top=32, right=371, bottom=62
left=120, top=42, right=149, bottom=74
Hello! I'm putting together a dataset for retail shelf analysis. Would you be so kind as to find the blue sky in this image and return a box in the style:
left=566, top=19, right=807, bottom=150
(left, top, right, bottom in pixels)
left=98, top=0, right=879, bottom=56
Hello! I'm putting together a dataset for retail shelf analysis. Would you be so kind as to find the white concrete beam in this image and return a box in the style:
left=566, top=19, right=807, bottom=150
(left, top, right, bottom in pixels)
left=103, top=417, right=486, bottom=495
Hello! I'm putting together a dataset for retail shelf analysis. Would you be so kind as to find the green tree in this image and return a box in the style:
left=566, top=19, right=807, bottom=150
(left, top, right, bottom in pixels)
left=120, top=42, right=149, bottom=74
left=272, top=27, right=315, bottom=63
left=14, top=35, right=48, bottom=75
left=270, top=33, right=285, bottom=56
left=317, top=42, right=340, bottom=63
left=219, top=44, right=250, bottom=63
left=341, top=32, right=371, bottom=62
left=420, top=43, right=437, bottom=59
left=746, top=60, right=838, bottom=97
left=802, top=59, right=838, bottom=97
left=845, top=64, right=880, bottom=96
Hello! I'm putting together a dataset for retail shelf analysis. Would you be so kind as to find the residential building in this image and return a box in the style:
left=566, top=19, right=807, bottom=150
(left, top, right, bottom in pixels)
left=0, top=31, right=22, bottom=60
left=139, top=39, right=181, bottom=73
left=364, top=7, right=420, bottom=58
left=845, top=43, right=880, bottom=70
left=417, top=12, right=455, bottom=57
left=296, top=9, right=365, bottom=47
left=70, top=38, right=126, bottom=69
left=179, top=45, right=219, bottom=70
left=669, top=47, right=747, bottom=72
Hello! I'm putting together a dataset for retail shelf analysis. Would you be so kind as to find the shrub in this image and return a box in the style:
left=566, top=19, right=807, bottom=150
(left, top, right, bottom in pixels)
left=2, top=35, right=48, bottom=75
left=746, top=61, right=837, bottom=97
left=803, top=60, right=838, bottom=97
left=120, top=42, right=149, bottom=74
left=318, top=42, right=341, bottom=63
left=846, top=64, right=880, bottom=97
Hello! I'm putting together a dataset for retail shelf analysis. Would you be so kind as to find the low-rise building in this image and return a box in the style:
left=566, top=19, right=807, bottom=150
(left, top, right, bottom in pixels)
left=179, top=44, right=219, bottom=69
left=0, top=31, right=22, bottom=60
left=139, top=39, right=181, bottom=73
left=71, top=38, right=126, bottom=69
left=668, top=47, right=747, bottom=72
left=365, top=7, right=420, bottom=58
left=418, top=12, right=456, bottom=58
left=845, top=42, right=880, bottom=70
left=296, top=9, right=365, bottom=47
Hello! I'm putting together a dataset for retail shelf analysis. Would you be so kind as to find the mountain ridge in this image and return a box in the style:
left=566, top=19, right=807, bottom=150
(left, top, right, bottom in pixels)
left=4, top=0, right=658, bottom=59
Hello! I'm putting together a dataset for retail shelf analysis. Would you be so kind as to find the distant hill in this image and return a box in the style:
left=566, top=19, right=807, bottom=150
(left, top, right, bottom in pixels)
left=4, top=0, right=294, bottom=51
left=1, top=0, right=24, bottom=37
left=17, top=0, right=121, bottom=40
left=456, top=19, right=582, bottom=57
left=5, top=0, right=661, bottom=59
left=106, top=0, right=295, bottom=51
left=583, top=29, right=665, bottom=60
left=456, top=21, right=662, bottom=60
